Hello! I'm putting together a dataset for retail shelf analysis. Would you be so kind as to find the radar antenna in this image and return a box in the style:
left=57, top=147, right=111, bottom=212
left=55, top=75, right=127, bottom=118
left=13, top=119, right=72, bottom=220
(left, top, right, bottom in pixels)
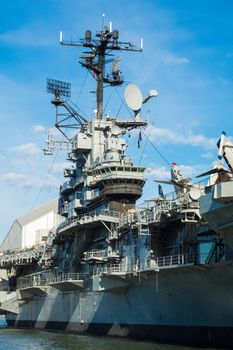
left=46, top=78, right=88, bottom=141
left=59, top=23, right=143, bottom=120
left=47, top=78, right=71, bottom=99
left=44, top=78, right=88, bottom=155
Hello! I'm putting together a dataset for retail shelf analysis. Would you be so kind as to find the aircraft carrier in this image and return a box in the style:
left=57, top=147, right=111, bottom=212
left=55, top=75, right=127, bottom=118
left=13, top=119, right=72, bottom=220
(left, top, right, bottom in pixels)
left=1, top=23, right=233, bottom=348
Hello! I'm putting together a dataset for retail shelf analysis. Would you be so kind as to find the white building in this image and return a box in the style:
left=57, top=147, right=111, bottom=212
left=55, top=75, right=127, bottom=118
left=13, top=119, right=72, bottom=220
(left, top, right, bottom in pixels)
left=1, top=199, right=63, bottom=251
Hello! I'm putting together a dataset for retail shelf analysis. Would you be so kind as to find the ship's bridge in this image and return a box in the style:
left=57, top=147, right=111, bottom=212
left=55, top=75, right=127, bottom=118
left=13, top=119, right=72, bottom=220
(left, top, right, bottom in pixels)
left=86, top=164, right=145, bottom=201
left=87, top=165, right=145, bottom=185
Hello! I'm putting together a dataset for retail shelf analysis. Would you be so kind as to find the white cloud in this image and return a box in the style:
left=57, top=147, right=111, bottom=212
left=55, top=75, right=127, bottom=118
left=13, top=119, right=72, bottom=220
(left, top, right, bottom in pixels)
left=179, top=163, right=215, bottom=181
left=145, top=164, right=201, bottom=181
left=201, top=152, right=214, bottom=159
left=3, top=173, right=36, bottom=188
left=42, top=175, right=60, bottom=189
left=2, top=172, right=59, bottom=190
left=8, top=143, right=41, bottom=155
left=148, top=127, right=216, bottom=149
left=148, top=127, right=175, bottom=140
left=47, top=127, right=66, bottom=138
left=32, top=125, right=46, bottom=133
left=184, top=134, right=216, bottom=148
left=145, top=166, right=170, bottom=179
left=179, top=165, right=196, bottom=179
left=51, top=162, right=73, bottom=174
left=161, top=53, right=190, bottom=65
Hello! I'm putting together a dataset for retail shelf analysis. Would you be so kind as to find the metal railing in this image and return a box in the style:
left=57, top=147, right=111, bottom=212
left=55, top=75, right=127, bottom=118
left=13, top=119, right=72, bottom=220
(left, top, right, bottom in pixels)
left=46, top=272, right=88, bottom=284
left=89, top=167, right=145, bottom=186
left=93, top=259, right=159, bottom=276
left=156, top=254, right=195, bottom=267
left=84, top=250, right=106, bottom=259
left=60, top=179, right=75, bottom=193
left=58, top=209, right=120, bottom=231
left=17, top=271, right=88, bottom=290
left=93, top=263, right=128, bottom=275
left=0, top=246, right=44, bottom=268
left=84, top=249, right=119, bottom=260
left=58, top=193, right=201, bottom=231
left=77, top=209, right=120, bottom=222
left=119, top=198, right=200, bottom=228
left=0, top=286, right=11, bottom=292
left=16, top=251, right=221, bottom=289
left=93, top=253, right=197, bottom=276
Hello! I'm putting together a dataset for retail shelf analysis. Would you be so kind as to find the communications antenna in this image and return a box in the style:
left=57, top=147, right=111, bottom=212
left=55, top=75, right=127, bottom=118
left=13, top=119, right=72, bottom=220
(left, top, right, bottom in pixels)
left=59, top=23, right=144, bottom=120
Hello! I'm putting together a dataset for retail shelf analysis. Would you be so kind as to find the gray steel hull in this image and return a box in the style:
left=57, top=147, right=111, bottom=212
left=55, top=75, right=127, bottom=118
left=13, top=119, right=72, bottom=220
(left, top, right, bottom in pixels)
left=6, top=262, right=233, bottom=347
left=200, top=185, right=233, bottom=251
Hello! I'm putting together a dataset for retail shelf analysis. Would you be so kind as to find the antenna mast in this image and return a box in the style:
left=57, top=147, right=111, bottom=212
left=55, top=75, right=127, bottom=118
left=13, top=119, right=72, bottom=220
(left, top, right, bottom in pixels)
left=60, top=24, right=143, bottom=120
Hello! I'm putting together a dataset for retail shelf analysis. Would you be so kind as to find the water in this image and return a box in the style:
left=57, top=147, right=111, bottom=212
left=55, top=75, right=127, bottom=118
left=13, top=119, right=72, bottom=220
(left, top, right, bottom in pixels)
left=0, top=329, right=222, bottom=350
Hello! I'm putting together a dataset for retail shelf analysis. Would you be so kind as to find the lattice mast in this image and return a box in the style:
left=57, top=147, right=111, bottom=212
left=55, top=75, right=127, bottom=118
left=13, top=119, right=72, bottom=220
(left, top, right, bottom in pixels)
left=59, top=23, right=143, bottom=120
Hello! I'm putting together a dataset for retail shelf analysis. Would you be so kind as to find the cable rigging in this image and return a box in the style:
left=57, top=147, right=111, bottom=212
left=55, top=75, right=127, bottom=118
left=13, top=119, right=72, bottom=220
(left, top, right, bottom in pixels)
left=137, top=121, right=171, bottom=168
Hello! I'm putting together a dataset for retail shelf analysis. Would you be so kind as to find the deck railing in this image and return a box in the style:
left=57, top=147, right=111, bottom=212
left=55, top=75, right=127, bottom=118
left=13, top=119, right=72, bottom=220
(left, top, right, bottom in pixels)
left=17, top=271, right=88, bottom=290
left=16, top=251, right=220, bottom=289
left=93, top=263, right=129, bottom=275
left=0, top=286, right=11, bottom=292
left=0, top=246, right=44, bottom=268
left=84, top=249, right=120, bottom=260
left=156, top=254, right=195, bottom=267
left=93, top=253, right=196, bottom=276
left=58, top=209, right=120, bottom=231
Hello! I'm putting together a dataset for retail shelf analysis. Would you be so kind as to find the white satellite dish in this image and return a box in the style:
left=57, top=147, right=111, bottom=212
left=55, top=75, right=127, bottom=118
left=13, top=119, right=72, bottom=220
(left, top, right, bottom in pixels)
left=189, top=187, right=201, bottom=201
left=124, top=84, right=143, bottom=111
left=111, top=126, right=121, bottom=136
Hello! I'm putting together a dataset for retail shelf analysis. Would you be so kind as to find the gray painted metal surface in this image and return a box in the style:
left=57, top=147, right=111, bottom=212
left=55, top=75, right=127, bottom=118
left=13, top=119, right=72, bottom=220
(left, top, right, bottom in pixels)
left=2, top=24, right=233, bottom=349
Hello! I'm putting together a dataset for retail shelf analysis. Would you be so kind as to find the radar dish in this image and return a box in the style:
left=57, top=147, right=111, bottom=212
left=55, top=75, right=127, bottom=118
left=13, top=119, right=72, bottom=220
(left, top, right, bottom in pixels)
left=189, top=187, right=201, bottom=201
left=111, top=126, right=121, bottom=136
left=47, top=78, right=71, bottom=98
left=124, top=84, right=143, bottom=111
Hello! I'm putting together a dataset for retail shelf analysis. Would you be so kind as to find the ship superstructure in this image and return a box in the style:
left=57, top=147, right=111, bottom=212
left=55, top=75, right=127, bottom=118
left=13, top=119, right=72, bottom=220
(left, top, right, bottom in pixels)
left=1, top=24, right=233, bottom=348
left=42, top=25, right=162, bottom=276
left=199, top=131, right=233, bottom=255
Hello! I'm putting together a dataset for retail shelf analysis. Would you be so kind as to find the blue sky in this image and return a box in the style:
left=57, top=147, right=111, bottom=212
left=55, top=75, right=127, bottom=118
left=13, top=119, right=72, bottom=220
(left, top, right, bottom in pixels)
left=1, top=0, right=233, bottom=242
